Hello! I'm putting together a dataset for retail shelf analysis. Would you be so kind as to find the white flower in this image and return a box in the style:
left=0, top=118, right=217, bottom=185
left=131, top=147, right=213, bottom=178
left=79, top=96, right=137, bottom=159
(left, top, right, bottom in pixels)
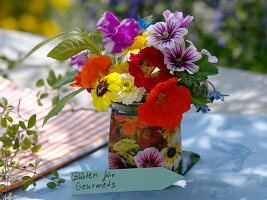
left=118, top=73, right=146, bottom=105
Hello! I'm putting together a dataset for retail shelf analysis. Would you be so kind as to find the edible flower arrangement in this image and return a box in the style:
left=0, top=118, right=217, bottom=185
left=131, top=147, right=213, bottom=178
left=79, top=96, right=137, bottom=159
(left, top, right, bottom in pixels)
left=46, top=10, right=227, bottom=129
left=42, top=10, right=227, bottom=172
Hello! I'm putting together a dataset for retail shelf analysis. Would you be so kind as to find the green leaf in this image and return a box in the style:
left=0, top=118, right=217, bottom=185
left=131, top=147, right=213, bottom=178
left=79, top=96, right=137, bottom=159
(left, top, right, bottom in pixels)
left=0, top=118, right=7, bottom=128
left=53, top=70, right=78, bottom=88
left=47, top=182, right=57, bottom=189
left=52, top=96, right=60, bottom=106
left=47, top=30, right=101, bottom=60
left=35, top=158, right=42, bottom=166
left=7, top=105, right=14, bottom=110
left=13, top=139, right=20, bottom=150
left=176, top=55, right=218, bottom=87
left=43, top=88, right=85, bottom=125
left=192, top=94, right=211, bottom=107
left=21, top=138, right=31, bottom=150
left=31, top=145, right=42, bottom=153
left=36, top=79, right=45, bottom=87
left=32, top=180, right=36, bottom=186
left=10, top=161, right=16, bottom=165
left=22, top=180, right=32, bottom=190
left=47, top=70, right=57, bottom=86
left=29, top=163, right=35, bottom=167
left=58, top=178, right=65, bottom=183
left=0, top=97, right=8, bottom=108
left=194, top=55, right=219, bottom=81
left=20, top=31, right=79, bottom=62
left=6, top=125, right=19, bottom=138
left=27, top=114, right=37, bottom=129
left=4, top=150, right=12, bottom=156
left=0, top=159, right=4, bottom=167
left=22, top=176, right=31, bottom=181
left=19, top=121, right=27, bottom=129
left=52, top=170, right=59, bottom=178
left=5, top=116, right=13, bottom=122
left=0, top=136, right=13, bottom=147
left=26, top=130, right=37, bottom=135
left=40, top=93, right=49, bottom=99
left=37, top=99, right=43, bottom=106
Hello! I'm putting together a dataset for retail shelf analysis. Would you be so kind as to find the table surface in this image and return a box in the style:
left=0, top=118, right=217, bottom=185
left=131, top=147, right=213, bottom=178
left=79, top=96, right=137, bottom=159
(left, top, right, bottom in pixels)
left=10, top=114, right=267, bottom=200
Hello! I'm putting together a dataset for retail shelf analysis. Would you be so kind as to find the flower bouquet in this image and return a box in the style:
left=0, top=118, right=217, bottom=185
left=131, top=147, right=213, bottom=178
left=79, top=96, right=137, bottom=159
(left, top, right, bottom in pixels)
left=40, top=10, right=227, bottom=174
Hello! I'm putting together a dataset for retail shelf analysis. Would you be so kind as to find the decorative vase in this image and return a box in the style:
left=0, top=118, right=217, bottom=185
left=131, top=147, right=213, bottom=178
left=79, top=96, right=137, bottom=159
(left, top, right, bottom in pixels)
left=108, top=102, right=183, bottom=174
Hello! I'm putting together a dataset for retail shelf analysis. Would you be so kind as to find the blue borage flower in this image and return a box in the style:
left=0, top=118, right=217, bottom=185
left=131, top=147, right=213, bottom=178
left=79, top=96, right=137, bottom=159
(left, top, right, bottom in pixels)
left=194, top=104, right=211, bottom=113
left=208, top=90, right=229, bottom=102
left=137, top=17, right=153, bottom=30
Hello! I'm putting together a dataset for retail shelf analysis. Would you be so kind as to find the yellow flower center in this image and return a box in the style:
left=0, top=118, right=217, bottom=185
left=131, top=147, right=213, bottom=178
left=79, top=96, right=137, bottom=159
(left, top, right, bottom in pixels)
left=140, top=61, right=159, bottom=78
left=156, top=92, right=166, bottom=104
left=96, top=81, right=108, bottom=96
left=121, top=78, right=135, bottom=93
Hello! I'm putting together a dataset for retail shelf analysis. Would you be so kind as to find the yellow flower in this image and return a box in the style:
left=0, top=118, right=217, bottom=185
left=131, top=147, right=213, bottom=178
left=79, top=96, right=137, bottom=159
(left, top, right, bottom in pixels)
left=91, top=72, right=122, bottom=111
left=161, top=134, right=182, bottom=171
left=28, top=0, right=45, bottom=14
left=162, top=127, right=180, bottom=143
left=49, top=0, right=71, bottom=9
left=19, top=14, right=39, bottom=33
left=113, top=139, right=139, bottom=152
left=118, top=73, right=146, bottom=105
left=41, top=19, right=62, bottom=36
left=109, top=63, right=129, bottom=74
left=0, top=17, right=18, bottom=30
left=117, top=152, right=136, bottom=166
left=124, top=33, right=148, bottom=53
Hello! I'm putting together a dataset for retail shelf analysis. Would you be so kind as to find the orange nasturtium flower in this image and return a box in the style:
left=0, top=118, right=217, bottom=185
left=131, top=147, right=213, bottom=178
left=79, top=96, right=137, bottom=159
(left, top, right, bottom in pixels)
left=114, top=114, right=146, bottom=137
left=71, top=55, right=112, bottom=88
left=137, top=77, right=191, bottom=129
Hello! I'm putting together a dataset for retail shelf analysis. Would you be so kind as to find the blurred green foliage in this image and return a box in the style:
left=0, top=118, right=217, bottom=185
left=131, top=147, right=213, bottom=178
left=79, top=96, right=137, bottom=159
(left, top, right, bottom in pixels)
left=78, top=0, right=267, bottom=73
left=0, top=0, right=266, bottom=73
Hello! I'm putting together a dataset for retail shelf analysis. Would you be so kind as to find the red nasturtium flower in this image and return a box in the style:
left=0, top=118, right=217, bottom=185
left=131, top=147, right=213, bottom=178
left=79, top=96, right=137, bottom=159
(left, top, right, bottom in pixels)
left=129, top=46, right=173, bottom=92
left=137, top=77, right=191, bottom=129
left=114, top=114, right=146, bottom=137
left=70, top=55, right=112, bottom=88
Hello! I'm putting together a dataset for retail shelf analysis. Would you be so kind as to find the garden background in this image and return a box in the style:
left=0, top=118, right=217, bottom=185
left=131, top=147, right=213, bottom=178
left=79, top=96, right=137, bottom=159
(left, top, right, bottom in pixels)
left=0, top=0, right=266, bottom=73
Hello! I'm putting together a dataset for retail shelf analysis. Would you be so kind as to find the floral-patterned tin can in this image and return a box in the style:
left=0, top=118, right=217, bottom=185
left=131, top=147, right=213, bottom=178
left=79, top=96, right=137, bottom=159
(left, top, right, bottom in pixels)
left=108, top=102, right=183, bottom=174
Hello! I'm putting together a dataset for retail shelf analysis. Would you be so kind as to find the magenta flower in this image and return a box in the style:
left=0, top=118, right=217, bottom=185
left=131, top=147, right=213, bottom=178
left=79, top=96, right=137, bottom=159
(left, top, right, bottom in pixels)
left=163, top=10, right=193, bottom=28
left=146, top=19, right=188, bottom=50
left=96, top=12, right=140, bottom=53
left=108, top=153, right=127, bottom=169
left=96, top=12, right=120, bottom=37
left=70, top=52, right=88, bottom=71
left=163, top=40, right=202, bottom=74
left=134, top=147, right=165, bottom=168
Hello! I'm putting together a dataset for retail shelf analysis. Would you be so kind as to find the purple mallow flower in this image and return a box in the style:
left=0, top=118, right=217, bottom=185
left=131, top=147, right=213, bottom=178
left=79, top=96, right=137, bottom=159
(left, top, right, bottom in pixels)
left=147, top=19, right=188, bottom=50
left=134, top=147, right=165, bottom=168
left=108, top=153, right=127, bottom=169
left=163, top=39, right=202, bottom=74
left=201, top=49, right=218, bottom=63
left=163, top=10, right=193, bottom=28
left=96, top=11, right=140, bottom=53
left=70, top=52, right=89, bottom=71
